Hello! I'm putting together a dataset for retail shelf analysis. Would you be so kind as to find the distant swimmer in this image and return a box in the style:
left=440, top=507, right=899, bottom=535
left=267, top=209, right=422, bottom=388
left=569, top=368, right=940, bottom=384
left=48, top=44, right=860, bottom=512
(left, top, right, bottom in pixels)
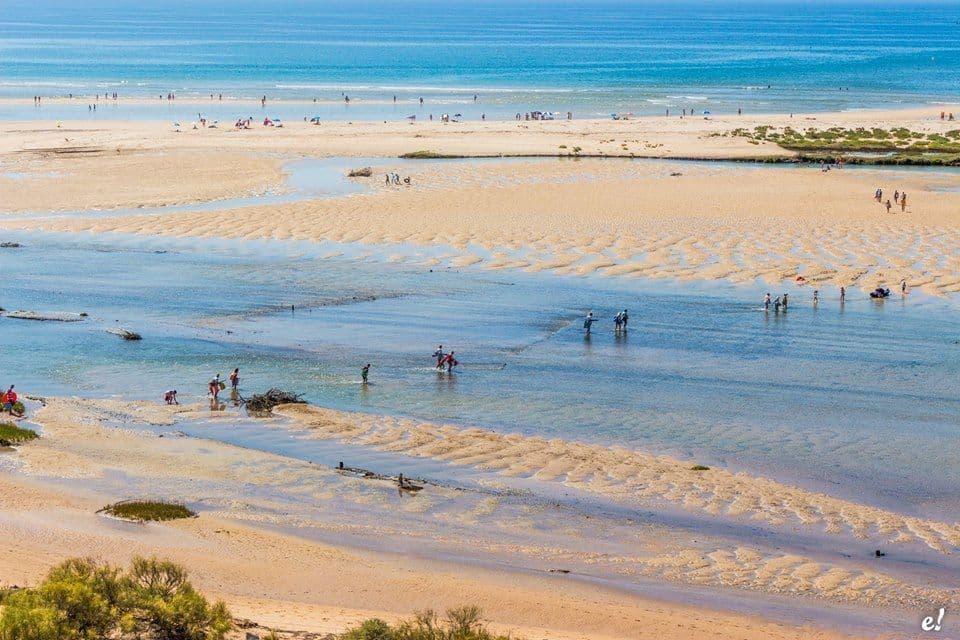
left=164, top=390, right=179, bottom=405
left=361, top=363, right=371, bottom=384
left=433, top=345, right=445, bottom=369
left=583, top=311, right=597, bottom=334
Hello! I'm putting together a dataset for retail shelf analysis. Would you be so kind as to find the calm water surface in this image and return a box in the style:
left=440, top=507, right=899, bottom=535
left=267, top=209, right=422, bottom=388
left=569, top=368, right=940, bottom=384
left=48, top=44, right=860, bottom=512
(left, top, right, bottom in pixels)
left=1, top=230, right=957, bottom=521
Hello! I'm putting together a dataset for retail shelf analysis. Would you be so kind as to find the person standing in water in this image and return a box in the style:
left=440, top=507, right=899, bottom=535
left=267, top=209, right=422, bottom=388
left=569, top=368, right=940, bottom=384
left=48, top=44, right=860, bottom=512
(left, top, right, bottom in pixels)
left=813, top=290, right=819, bottom=305
left=764, top=293, right=771, bottom=310
left=782, top=293, right=789, bottom=309
left=774, top=296, right=782, bottom=313
left=444, top=351, right=458, bottom=372
left=613, top=311, right=622, bottom=333
left=901, top=279, right=907, bottom=295
left=433, top=345, right=445, bottom=369
left=620, top=309, right=629, bottom=331
left=229, top=368, right=240, bottom=390
left=583, top=312, right=597, bottom=335
left=209, top=374, right=221, bottom=400
left=840, top=286, right=846, bottom=302
left=361, top=364, right=371, bottom=384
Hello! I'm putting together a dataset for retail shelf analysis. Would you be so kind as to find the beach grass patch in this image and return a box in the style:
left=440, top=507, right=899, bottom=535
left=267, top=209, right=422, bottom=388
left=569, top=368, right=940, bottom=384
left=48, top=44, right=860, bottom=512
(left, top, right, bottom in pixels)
left=100, top=500, right=196, bottom=522
left=0, top=422, right=37, bottom=444
left=399, top=150, right=465, bottom=159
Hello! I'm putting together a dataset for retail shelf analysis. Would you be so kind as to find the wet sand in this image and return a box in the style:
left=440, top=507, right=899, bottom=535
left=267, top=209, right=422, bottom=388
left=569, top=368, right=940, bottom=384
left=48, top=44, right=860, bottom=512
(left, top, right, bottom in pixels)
left=1, top=397, right=943, bottom=639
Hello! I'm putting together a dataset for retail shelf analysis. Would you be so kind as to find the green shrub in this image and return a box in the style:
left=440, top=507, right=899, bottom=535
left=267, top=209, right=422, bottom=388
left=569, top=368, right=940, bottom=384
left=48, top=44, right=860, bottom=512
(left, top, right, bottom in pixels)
left=0, top=423, right=37, bottom=444
left=342, top=618, right=397, bottom=640
left=0, top=557, right=231, bottom=640
left=100, top=501, right=196, bottom=522
left=342, top=606, right=514, bottom=640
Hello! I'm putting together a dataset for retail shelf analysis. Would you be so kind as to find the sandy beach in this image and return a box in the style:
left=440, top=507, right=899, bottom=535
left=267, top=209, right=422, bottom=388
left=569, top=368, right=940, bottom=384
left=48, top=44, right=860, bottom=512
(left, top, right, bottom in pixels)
left=1, top=397, right=947, bottom=639
left=2, top=107, right=960, bottom=296
left=2, top=106, right=959, bottom=639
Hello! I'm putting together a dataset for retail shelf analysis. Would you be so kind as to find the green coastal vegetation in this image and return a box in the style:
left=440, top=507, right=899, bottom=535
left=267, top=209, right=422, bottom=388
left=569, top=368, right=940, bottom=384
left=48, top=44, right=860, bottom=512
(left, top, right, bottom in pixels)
left=0, top=422, right=37, bottom=445
left=0, top=557, right=515, bottom=640
left=728, top=125, right=960, bottom=165
left=0, top=557, right=231, bottom=640
left=99, top=501, right=197, bottom=523
left=341, top=606, right=515, bottom=640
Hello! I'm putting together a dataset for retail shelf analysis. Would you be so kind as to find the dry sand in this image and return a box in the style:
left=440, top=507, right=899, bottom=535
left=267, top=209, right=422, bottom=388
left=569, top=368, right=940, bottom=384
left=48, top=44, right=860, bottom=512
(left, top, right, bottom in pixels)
left=0, top=397, right=894, bottom=640
left=2, top=107, right=959, bottom=296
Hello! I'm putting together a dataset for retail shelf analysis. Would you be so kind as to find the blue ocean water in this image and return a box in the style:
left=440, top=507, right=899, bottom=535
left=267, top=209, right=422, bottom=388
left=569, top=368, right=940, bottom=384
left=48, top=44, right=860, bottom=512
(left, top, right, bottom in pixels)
left=2, top=0, right=960, bottom=118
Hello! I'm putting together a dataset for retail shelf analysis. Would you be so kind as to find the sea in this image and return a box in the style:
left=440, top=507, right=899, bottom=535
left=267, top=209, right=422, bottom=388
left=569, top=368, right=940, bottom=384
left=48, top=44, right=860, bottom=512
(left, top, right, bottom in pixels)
left=2, top=0, right=960, bottom=121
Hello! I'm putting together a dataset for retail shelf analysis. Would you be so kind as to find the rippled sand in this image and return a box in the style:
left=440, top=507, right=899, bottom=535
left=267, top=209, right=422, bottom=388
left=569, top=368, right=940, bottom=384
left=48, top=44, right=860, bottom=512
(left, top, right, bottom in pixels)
left=0, top=396, right=905, bottom=639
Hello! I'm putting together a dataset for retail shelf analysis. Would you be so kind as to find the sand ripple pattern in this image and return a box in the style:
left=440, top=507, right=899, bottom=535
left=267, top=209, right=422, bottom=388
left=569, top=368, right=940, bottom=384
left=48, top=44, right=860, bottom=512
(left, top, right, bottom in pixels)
left=6, top=159, right=960, bottom=297
left=277, top=404, right=960, bottom=554
left=633, top=547, right=958, bottom=609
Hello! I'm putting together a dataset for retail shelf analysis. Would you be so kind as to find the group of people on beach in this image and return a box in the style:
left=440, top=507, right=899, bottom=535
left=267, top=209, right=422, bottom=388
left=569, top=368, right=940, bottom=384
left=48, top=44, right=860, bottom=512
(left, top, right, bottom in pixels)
left=1, top=385, right=22, bottom=418
left=764, top=279, right=907, bottom=310
left=163, top=368, right=241, bottom=406
left=385, top=173, right=411, bottom=186
left=874, top=188, right=908, bottom=213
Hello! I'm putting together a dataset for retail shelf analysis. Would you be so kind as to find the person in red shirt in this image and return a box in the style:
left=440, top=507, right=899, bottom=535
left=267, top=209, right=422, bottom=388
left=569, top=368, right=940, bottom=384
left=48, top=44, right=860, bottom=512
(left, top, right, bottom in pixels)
left=443, top=351, right=458, bottom=373
left=2, top=385, right=20, bottom=416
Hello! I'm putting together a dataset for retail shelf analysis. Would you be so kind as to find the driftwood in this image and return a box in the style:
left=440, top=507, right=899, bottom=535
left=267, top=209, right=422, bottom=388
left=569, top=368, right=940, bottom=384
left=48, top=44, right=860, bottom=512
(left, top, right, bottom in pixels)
left=244, top=388, right=305, bottom=415
left=347, top=166, right=373, bottom=177
left=336, top=461, right=424, bottom=494
left=107, top=328, right=142, bottom=340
